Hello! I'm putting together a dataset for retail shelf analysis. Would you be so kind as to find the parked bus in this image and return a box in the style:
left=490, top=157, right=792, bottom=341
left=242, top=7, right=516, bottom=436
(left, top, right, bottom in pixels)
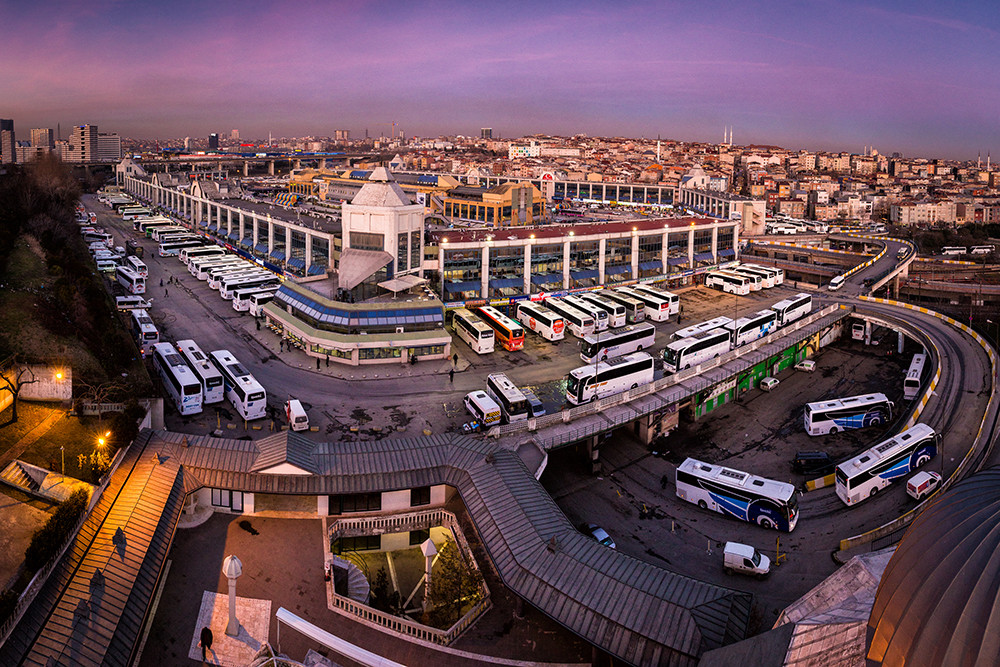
left=742, top=263, right=784, bottom=286
left=903, top=353, right=927, bottom=400
left=151, top=342, right=203, bottom=415
left=728, top=269, right=763, bottom=291
left=220, top=273, right=279, bottom=300
left=732, top=266, right=775, bottom=289
left=176, top=339, right=225, bottom=404
left=515, top=302, right=565, bottom=342
left=597, top=289, right=646, bottom=324
left=485, top=373, right=529, bottom=423
left=115, top=265, right=146, bottom=295
left=630, top=283, right=680, bottom=315
left=580, top=322, right=656, bottom=363
left=663, top=329, right=731, bottom=372
left=566, top=351, right=655, bottom=405
left=941, top=246, right=967, bottom=256
left=149, top=226, right=189, bottom=242
left=136, top=218, right=176, bottom=235
left=804, top=393, right=893, bottom=436
left=233, top=287, right=278, bottom=312
left=705, top=271, right=751, bottom=295
left=615, top=285, right=675, bottom=322
left=451, top=308, right=495, bottom=354
left=672, top=316, right=733, bottom=341
left=209, top=349, right=267, bottom=420
left=125, top=255, right=148, bottom=278
left=248, top=291, right=277, bottom=317
left=121, top=207, right=152, bottom=221
left=208, top=267, right=262, bottom=289
left=159, top=239, right=205, bottom=257
left=724, top=310, right=777, bottom=348
left=192, top=257, right=246, bottom=279
left=770, top=293, right=812, bottom=327
left=970, top=245, right=995, bottom=255
left=835, top=423, right=940, bottom=506
left=544, top=298, right=596, bottom=338
left=676, top=458, right=799, bottom=532
left=179, top=245, right=226, bottom=265
left=577, top=292, right=627, bottom=328
left=130, top=309, right=159, bottom=354
left=476, top=306, right=525, bottom=352
left=563, top=294, right=609, bottom=331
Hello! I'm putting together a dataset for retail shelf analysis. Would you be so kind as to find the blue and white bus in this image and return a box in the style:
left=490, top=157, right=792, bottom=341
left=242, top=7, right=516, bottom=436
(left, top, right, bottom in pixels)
left=676, top=457, right=799, bottom=532
left=835, top=423, right=940, bottom=506
left=580, top=322, right=656, bottom=363
left=663, top=329, right=731, bottom=373
left=151, top=342, right=203, bottom=415
left=209, top=349, right=267, bottom=420
left=724, top=310, right=777, bottom=348
left=770, top=293, right=812, bottom=327
left=177, top=339, right=225, bottom=404
left=804, top=393, right=893, bottom=436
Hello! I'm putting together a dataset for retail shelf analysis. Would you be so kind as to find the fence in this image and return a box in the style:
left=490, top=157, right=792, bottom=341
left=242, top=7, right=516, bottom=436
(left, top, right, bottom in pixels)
left=326, top=508, right=492, bottom=646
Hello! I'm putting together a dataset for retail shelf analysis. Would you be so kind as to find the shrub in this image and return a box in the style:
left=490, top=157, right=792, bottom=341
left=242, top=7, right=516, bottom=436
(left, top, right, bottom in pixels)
left=0, top=588, right=18, bottom=625
left=23, top=488, right=89, bottom=573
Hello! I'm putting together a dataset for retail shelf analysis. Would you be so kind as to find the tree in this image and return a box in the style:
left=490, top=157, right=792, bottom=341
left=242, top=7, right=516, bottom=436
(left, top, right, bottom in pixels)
left=425, top=539, right=484, bottom=627
left=0, top=361, right=40, bottom=425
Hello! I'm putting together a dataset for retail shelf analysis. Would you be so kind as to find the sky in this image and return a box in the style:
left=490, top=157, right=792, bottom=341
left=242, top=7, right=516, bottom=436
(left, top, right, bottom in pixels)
left=3, top=0, right=998, bottom=160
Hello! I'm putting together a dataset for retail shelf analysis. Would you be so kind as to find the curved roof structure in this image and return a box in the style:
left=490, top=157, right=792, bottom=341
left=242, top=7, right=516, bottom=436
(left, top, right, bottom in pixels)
left=867, top=466, right=1000, bottom=666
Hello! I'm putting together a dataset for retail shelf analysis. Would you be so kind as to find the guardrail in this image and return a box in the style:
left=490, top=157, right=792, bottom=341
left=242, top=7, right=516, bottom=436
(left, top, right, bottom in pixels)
left=836, top=297, right=998, bottom=554
left=488, top=304, right=842, bottom=442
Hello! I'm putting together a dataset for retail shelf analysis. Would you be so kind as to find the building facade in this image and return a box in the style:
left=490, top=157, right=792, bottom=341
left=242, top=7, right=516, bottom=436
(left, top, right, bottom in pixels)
left=63, top=124, right=98, bottom=162
left=0, top=119, right=14, bottom=164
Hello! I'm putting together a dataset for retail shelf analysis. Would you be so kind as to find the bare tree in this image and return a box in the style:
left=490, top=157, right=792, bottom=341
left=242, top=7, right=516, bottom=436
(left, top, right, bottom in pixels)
left=0, top=361, right=39, bottom=426
left=78, top=380, right=127, bottom=421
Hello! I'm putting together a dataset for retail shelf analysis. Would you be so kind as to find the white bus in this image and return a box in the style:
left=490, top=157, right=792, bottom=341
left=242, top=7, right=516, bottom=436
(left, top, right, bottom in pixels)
left=151, top=342, right=203, bottom=416
left=125, top=255, right=148, bottom=278
left=130, top=309, right=159, bottom=354
left=672, top=316, right=734, bottom=341
left=220, top=273, right=279, bottom=300
left=562, top=294, right=609, bottom=331
left=835, top=423, right=940, bottom=506
left=663, top=329, right=731, bottom=373
left=566, top=351, right=655, bottom=405
left=598, top=290, right=646, bottom=324
left=176, top=339, right=225, bottom=404
left=115, top=265, right=146, bottom=295
left=209, top=349, right=267, bottom=420
left=208, top=267, right=261, bottom=289
left=728, top=269, right=763, bottom=291
left=676, top=458, right=799, bottom=532
left=121, top=207, right=152, bottom=220
left=516, top=302, right=565, bottom=341
left=248, top=291, right=277, bottom=317
left=903, top=353, right=927, bottom=400
left=159, top=239, right=205, bottom=257
left=192, top=257, right=247, bottom=279
left=615, top=286, right=674, bottom=322
left=577, top=293, right=627, bottom=328
left=743, top=263, right=784, bottom=286
left=137, top=218, right=177, bottom=236
left=732, top=266, right=775, bottom=289
left=941, top=246, right=966, bottom=256
left=452, top=308, right=495, bottom=354
left=149, top=226, right=190, bottom=242
left=179, top=245, right=226, bottom=265
left=724, top=310, right=777, bottom=348
left=705, top=271, right=751, bottom=295
left=544, top=298, right=596, bottom=338
left=631, top=284, right=680, bottom=315
left=804, top=393, right=893, bottom=436
left=970, top=245, right=995, bottom=255
left=770, top=293, right=812, bottom=327
left=485, top=373, right=530, bottom=423
left=232, top=287, right=277, bottom=312
left=580, top=322, right=656, bottom=363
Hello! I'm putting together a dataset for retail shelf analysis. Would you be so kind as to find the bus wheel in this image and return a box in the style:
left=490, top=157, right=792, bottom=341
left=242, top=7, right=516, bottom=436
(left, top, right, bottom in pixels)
left=698, top=500, right=708, bottom=510
left=636, top=345, right=642, bottom=351
left=631, top=383, right=638, bottom=389
left=869, top=487, right=878, bottom=497
left=916, top=454, right=930, bottom=467
left=758, top=516, right=776, bottom=529
left=871, top=417, right=881, bottom=425
left=829, top=427, right=838, bottom=434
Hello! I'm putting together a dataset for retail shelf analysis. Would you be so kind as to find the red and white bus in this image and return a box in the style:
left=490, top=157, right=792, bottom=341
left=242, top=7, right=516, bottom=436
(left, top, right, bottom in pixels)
left=477, top=306, right=525, bottom=351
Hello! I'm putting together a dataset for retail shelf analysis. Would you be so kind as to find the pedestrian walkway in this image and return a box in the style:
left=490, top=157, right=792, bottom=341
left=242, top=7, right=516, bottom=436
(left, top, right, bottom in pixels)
left=0, top=409, right=64, bottom=470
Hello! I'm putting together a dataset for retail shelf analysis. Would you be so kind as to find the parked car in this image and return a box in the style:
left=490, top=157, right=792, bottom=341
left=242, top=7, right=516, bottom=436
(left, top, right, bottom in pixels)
left=760, top=377, right=779, bottom=392
left=906, top=470, right=942, bottom=501
left=793, top=451, right=834, bottom=477
left=794, top=360, right=816, bottom=372
left=580, top=523, right=616, bottom=549
left=724, top=542, right=770, bottom=578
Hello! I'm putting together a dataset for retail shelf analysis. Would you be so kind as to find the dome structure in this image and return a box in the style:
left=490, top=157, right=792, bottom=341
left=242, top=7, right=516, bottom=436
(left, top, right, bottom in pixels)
left=867, top=467, right=1000, bottom=665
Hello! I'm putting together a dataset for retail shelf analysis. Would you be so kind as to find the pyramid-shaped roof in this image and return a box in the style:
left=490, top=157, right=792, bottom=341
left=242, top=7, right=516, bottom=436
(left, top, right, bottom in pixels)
left=350, top=168, right=413, bottom=207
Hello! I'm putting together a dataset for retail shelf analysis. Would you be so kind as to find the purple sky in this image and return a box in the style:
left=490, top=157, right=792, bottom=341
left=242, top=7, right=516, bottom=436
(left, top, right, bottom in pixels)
left=3, top=0, right=998, bottom=159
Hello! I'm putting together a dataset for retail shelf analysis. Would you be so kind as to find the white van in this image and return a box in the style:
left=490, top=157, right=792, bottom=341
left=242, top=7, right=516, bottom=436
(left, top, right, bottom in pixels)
left=906, top=470, right=941, bottom=501
left=285, top=399, right=309, bottom=432
left=116, top=296, right=151, bottom=311
left=828, top=275, right=846, bottom=291
left=96, top=260, right=118, bottom=273
left=724, top=542, right=770, bottom=578
left=464, top=391, right=501, bottom=426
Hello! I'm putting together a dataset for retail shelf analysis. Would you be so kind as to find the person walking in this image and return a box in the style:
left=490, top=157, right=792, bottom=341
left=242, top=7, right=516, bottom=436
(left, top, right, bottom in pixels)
left=316, top=357, right=320, bottom=370
left=165, top=288, right=168, bottom=297
left=199, top=626, right=213, bottom=661
left=449, top=368, right=455, bottom=382
left=452, top=353, right=459, bottom=366
left=159, top=278, right=164, bottom=287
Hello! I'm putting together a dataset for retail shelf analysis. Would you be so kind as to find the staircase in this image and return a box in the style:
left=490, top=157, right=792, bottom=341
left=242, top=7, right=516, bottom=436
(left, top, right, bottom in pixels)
left=331, top=554, right=371, bottom=604
left=0, top=461, right=42, bottom=493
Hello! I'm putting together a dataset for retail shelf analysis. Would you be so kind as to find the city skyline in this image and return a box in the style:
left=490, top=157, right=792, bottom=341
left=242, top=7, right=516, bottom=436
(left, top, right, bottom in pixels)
left=2, top=0, right=998, bottom=160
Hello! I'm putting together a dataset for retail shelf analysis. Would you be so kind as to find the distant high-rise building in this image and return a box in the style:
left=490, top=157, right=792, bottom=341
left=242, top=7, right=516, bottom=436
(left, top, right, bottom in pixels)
left=334, top=129, right=349, bottom=142
left=97, top=133, right=122, bottom=161
left=208, top=133, right=219, bottom=150
left=64, top=124, right=98, bottom=162
left=481, top=128, right=493, bottom=140
left=30, top=128, right=54, bottom=148
left=184, top=136, right=191, bottom=150
left=0, top=119, right=15, bottom=164
left=230, top=129, right=239, bottom=141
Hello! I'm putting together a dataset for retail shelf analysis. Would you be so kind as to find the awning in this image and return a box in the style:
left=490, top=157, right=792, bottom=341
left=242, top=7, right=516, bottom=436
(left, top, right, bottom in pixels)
left=606, top=264, right=632, bottom=275
left=531, top=272, right=563, bottom=286
left=379, top=274, right=429, bottom=293
left=255, top=243, right=269, bottom=253
left=227, top=231, right=239, bottom=240
left=489, top=277, right=523, bottom=289
left=286, top=257, right=305, bottom=269
left=241, top=237, right=253, bottom=247
left=337, top=248, right=392, bottom=291
left=270, top=249, right=286, bottom=261
left=570, top=269, right=599, bottom=280
left=445, top=280, right=481, bottom=294
left=694, top=252, right=715, bottom=262
left=719, top=248, right=736, bottom=257
left=668, top=256, right=688, bottom=266
left=639, top=260, right=662, bottom=271
left=307, top=265, right=326, bottom=276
